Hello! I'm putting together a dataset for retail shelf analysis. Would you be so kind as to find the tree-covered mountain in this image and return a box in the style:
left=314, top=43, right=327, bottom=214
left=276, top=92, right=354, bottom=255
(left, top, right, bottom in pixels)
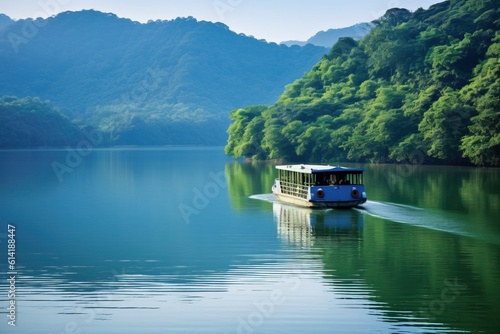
left=226, top=0, right=500, bottom=166
left=0, top=96, right=91, bottom=148
left=282, top=23, right=373, bottom=47
left=0, top=10, right=327, bottom=146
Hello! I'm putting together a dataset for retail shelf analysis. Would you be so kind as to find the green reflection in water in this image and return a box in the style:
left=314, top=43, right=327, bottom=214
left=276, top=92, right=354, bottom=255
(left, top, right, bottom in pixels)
left=230, top=160, right=500, bottom=333
left=273, top=203, right=500, bottom=334
left=225, top=160, right=276, bottom=210
left=226, top=160, right=500, bottom=241
left=362, top=164, right=500, bottom=240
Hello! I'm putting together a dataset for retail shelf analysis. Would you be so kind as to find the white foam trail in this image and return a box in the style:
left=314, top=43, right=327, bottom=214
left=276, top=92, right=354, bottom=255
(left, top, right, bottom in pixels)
left=251, top=195, right=500, bottom=245
left=356, top=201, right=500, bottom=245
left=249, top=193, right=279, bottom=203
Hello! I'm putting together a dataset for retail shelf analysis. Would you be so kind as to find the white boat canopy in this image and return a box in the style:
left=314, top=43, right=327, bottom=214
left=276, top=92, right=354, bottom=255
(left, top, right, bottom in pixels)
left=275, top=164, right=364, bottom=174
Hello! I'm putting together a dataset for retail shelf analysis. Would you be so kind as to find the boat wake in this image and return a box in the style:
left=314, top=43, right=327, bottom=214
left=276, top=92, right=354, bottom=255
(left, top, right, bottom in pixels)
left=250, top=195, right=499, bottom=244
left=249, top=193, right=279, bottom=204
left=357, top=200, right=499, bottom=244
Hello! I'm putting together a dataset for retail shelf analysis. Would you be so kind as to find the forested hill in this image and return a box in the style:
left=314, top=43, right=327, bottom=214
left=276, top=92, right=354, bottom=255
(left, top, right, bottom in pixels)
left=226, top=0, right=500, bottom=166
left=0, top=10, right=327, bottom=146
left=0, top=96, right=91, bottom=148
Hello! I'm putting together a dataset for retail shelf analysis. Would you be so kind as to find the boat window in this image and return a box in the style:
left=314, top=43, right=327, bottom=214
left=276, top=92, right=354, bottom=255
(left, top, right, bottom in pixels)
left=316, top=172, right=364, bottom=185
left=277, top=168, right=310, bottom=199
left=278, top=169, right=362, bottom=186
left=315, top=173, right=329, bottom=185
left=342, top=172, right=363, bottom=185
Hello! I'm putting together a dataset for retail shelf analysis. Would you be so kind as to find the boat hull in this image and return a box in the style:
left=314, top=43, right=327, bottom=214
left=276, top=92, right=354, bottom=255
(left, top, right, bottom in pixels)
left=272, top=178, right=366, bottom=209
left=274, top=192, right=366, bottom=208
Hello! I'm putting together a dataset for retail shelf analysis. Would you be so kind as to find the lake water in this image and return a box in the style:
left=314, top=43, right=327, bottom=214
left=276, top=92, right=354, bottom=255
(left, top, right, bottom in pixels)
left=0, top=147, right=499, bottom=334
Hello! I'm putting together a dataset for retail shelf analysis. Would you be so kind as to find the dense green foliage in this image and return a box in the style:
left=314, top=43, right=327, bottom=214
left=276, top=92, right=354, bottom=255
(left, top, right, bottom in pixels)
left=226, top=0, right=500, bottom=166
left=0, top=96, right=88, bottom=147
left=0, top=10, right=326, bottom=146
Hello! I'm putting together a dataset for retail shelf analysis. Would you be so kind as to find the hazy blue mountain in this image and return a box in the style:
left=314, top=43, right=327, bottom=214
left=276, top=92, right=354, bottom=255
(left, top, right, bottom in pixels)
left=282, top=22, right=373, bottom=47
left=0, top=13, right=12, bottom=31
left=0, top=10, right=327, bottom=146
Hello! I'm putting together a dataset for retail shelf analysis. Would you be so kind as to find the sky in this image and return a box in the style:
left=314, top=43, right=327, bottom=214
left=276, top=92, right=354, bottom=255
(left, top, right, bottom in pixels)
left=0, top=0, right=444, bottom=43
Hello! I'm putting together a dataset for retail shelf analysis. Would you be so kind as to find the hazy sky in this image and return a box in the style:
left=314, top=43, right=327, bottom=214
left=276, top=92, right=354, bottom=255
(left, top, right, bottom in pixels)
left=0, top=0, right=444, bottom=42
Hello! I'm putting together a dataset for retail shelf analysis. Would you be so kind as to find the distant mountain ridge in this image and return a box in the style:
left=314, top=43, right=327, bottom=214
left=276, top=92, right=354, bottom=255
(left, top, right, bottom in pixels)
left=282, top=22, right=373, bottom=47
left=0, top=13, right=12, bottom=31
left=0, top=10, right=327, bottom=146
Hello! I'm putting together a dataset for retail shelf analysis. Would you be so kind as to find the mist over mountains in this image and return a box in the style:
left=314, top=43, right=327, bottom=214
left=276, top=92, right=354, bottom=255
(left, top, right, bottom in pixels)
left=282, top=22, right=373, bottom=47
left=0, top=10, right=327, bottom=146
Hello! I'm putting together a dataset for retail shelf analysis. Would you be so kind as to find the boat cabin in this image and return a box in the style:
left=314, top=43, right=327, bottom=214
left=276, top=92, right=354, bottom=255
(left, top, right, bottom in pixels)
left=272, top=165, right=366, bottom=208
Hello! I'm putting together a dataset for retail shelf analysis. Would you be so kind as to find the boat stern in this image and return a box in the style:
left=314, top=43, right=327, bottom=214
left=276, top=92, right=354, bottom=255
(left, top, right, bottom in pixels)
left=309, top=185, right=366, bottom=207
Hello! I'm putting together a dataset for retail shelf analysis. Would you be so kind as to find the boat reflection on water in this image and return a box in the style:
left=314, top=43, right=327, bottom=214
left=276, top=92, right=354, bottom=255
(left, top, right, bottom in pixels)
left=273, top=202, right=363, bottom=247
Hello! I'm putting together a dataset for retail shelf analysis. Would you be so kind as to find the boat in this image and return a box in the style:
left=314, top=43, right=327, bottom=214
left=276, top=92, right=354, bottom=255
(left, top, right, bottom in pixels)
left=271, top=164, right=367, bottom=208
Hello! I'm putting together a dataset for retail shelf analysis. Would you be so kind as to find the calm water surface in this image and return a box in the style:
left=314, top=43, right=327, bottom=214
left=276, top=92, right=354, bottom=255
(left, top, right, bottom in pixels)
left=0, top=147, right=499, bottom=333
